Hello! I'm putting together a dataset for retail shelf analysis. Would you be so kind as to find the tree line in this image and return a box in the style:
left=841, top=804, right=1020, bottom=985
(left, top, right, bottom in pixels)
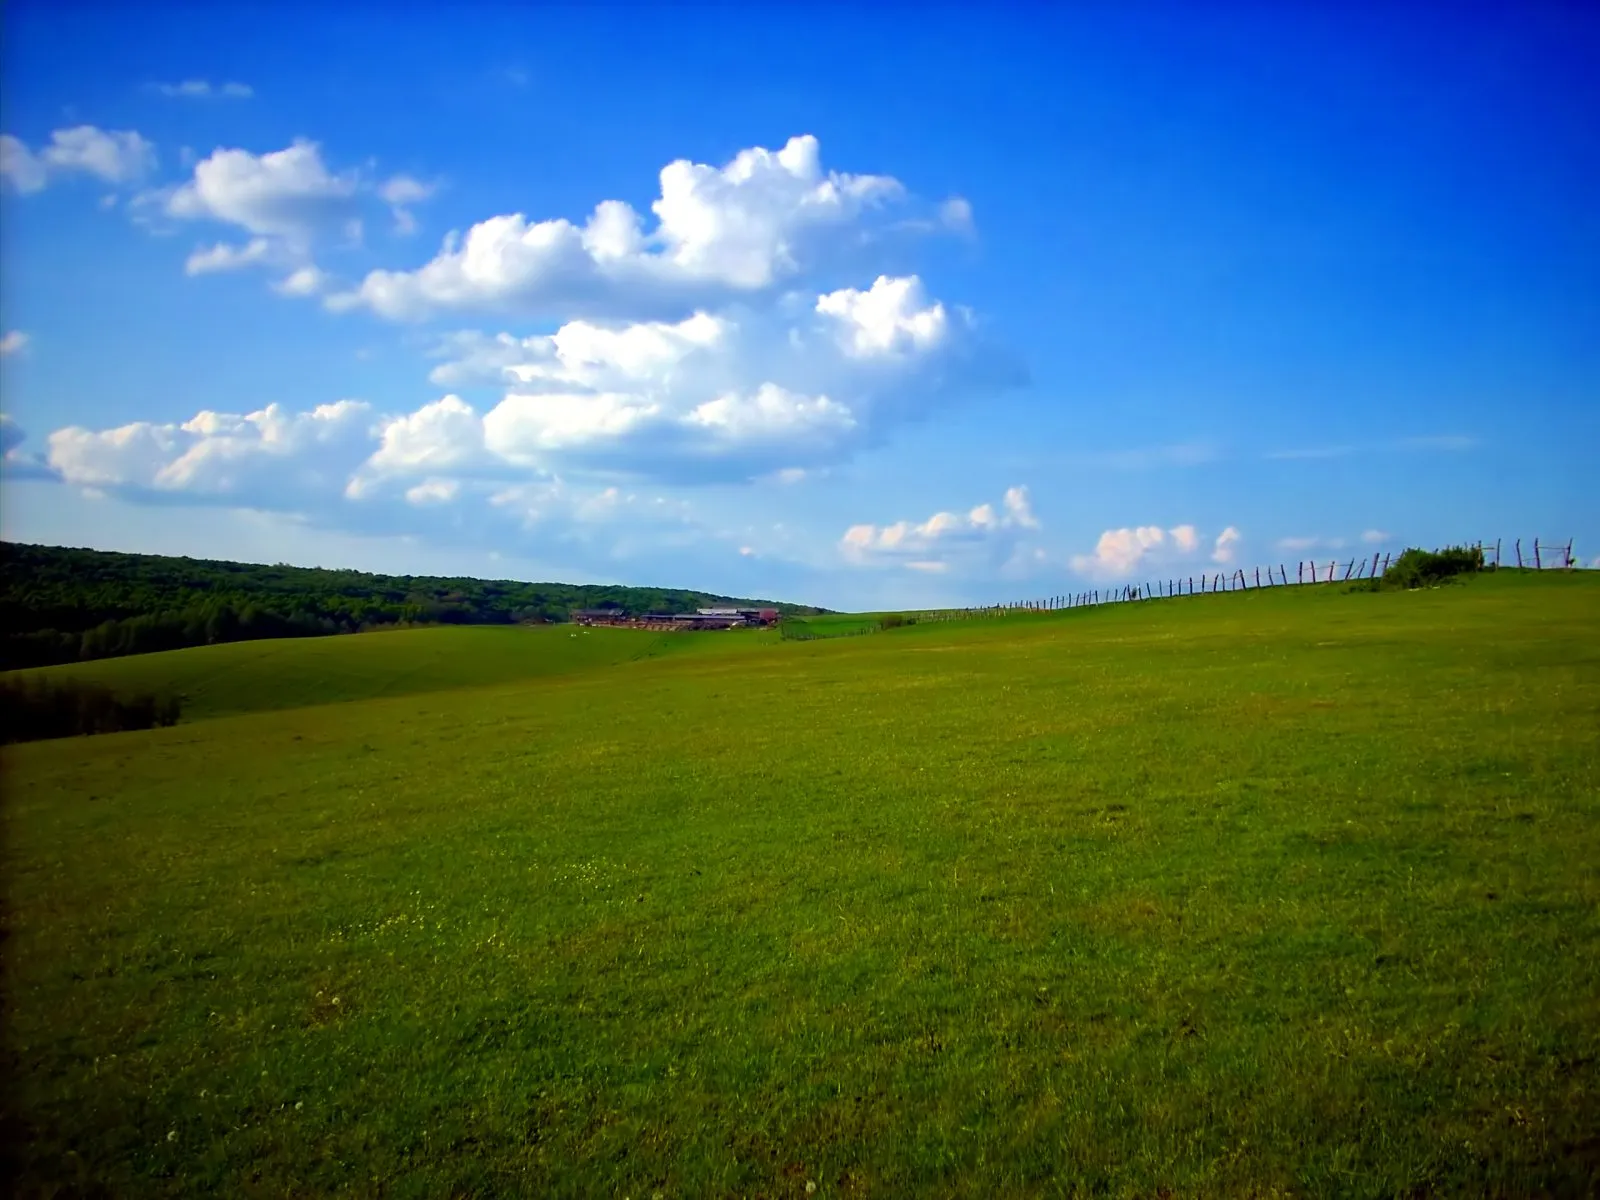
left=0, top=542, right=824, bottom=670
left=1, top=677, right=182, bottom=743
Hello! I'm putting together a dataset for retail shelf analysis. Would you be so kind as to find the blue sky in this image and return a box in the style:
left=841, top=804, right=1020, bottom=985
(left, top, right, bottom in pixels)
left=2, top=4, right=1595, bottom=608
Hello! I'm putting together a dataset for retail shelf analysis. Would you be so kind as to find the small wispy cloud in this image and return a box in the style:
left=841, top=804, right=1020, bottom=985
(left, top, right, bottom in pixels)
left=1277, top=530, right=1393, bottom=553
left=1393, top=434, right=1477, bottom=453
left=0, top=330, right=30, bottom=358
left=1007, top=441, right=1219, bottom=472
left=1264, top=445, right=1357, bottom=461
left=1266, top=434, right=1477, bottom=461
left=149, top=80, right=253, bottom=100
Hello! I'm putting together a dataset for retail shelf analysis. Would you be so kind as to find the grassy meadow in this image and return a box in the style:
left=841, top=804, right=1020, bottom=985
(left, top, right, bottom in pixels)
left=3, top=572, right=1599, bottom=1196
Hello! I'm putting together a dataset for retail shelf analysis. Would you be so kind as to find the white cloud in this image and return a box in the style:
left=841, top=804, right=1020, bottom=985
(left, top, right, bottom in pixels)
left=1, top=330, right=30, bottom=357
left=939, top=196, right=974, bottom=233
left=0, top=414, right=55, bottom=479
left=185, top=238, right=274, bottom=275
left=1071, top=526, right=1169, bottom=577
left=1361, top=529, right=1390, bottom=544
left=1002, top=485, right=1039, bottom=529
left=379, top=174, right=436, bottom=235
left=2, top=126, right=155, bottom=193
left=328, top=134, right=919, bottom=321
left=1, top=135, right=48, bottom=193
left=165, top=139, right=360, bottom=255
left=416, top=276, right=1012, bottom=482
left=365, top=394, right=485, bottom=476
left=150, top=80, right=253, bottom=100
left=405, top=478, right=460, bottom=506
left=47, top=400, right=374, bottom=506
left=815, top=275, right=948, bottom=357
left=1212, top=526, right=1242, bottom=564
left=274, top=265, right=330, bottom=297
left=1070, top=523, right=1237, bottom=578
left=842, top=486, right=1041, bottom=572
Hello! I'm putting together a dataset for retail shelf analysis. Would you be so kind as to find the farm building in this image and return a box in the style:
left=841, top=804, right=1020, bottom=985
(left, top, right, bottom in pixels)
left=572, top=609, right=628, bottom=626
left=572, top=606, right=780, bottom=630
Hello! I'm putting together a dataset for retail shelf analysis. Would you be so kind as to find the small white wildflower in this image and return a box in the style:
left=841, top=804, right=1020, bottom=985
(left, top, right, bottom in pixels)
left=807, top=1183, right=817, bottom=1195
left=295, top=1101, right=304, bottom=1111
left=166, top=1130, right=177, bottom=1142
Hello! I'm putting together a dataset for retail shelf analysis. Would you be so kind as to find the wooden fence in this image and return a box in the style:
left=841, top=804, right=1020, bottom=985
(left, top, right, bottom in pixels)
left=897, top=537, right=1579, bottom=626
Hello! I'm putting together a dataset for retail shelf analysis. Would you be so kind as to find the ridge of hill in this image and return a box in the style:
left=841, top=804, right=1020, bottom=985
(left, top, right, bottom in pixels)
left=0, top=541, right=828, bottom=670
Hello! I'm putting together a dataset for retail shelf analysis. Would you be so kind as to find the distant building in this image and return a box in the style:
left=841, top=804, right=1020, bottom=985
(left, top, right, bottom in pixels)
left=572, top=605, right=780, bottom=630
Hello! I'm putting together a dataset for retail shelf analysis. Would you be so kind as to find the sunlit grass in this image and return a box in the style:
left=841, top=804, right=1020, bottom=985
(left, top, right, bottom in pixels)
left=4, top=572, right=1598, bottom=1196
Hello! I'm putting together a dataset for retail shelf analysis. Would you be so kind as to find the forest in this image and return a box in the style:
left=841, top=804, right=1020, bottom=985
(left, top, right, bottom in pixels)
left=0, top=542, right=822, bottom=670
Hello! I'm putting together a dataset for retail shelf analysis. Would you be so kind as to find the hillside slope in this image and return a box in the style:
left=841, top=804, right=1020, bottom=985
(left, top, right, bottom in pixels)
left=3, top=571, right=1599, bottom=1195
left=0, top=540, right=825, bottom=670
left=7, top=624, right=701, bottom=721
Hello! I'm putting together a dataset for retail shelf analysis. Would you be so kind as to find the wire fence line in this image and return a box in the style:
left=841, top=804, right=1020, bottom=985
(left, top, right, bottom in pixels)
left=895, top=537, right=1582, bottom=627
left=779, top=538, right=1582, bottom=642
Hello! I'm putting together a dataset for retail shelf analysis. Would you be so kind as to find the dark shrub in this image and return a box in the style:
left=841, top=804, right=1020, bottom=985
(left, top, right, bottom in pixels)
left=0, top=678, right=182, bottom=744
left=1381, top=546, right=1485, bottom=590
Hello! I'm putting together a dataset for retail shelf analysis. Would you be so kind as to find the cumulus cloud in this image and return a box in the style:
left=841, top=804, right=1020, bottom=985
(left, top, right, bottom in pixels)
left=150, top=80, right=253, bottom=99
left=2, top=126, right=155, bottom=193
left=185, top=238, right=274, bottom=275
left=1, top=414, right=57, bottom=479
left=1361, top=528, right=1390, bottom=544
left=404, top=478, right=460, bottom=506
left=29, top=133, right=1023, bottom=579
left=416, top=275, right=1016, bottom=482
left=274, top=265, right=330, bottom=297
left=47, top=400, right=375, bottom=506
left=327, top=134, right=933, bottom=321
left=1, top=330, right=30, bottom=357
left=1212, top=526, right=1242, bottom=564
left=1070, top=523, right=1238, bottom=578
left=164, top=139, right=360, bottom=256
left=815, top=275, right=948, bottom=357
left=841, top=486, right=1041, bottom=573
left=379, top=174, right=436, bottom=235
left=1071, top=526, right=1169, bottom=577
left=152, top=143, right=449, bottom=286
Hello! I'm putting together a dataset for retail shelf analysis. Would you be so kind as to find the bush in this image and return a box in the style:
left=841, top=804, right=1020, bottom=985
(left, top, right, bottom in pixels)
left=1381, top=546, right=1485, bottom=590
left=879, top=614, right=907, bottom=630
left=0, top=678, right=182, bottom=744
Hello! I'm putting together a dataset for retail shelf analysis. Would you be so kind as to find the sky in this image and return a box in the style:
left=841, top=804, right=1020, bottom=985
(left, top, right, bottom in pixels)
left=1, top=4, right=1596, bottom=609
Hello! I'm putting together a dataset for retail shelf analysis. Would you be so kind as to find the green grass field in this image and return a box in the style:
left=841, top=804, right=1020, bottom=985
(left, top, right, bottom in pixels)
left=4, top=573, right=1599, bottom=1196
left=5, top=622, right=776, bottom=722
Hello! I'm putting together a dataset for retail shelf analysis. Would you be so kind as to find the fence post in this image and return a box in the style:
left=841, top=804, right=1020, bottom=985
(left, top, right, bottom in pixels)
left=1515, top=539, right=1523, bottom=569
left=1495, top=538, right=1501, bottom=568
left=1535, top=539, right=1542, bottom=570
left=1566, top=539, right=1574, bottom=569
